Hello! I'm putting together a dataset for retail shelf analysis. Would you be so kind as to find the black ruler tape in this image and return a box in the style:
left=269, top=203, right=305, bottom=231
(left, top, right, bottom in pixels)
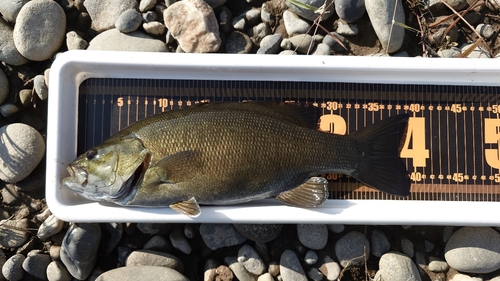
left=78, top=78, right=500, bottom=201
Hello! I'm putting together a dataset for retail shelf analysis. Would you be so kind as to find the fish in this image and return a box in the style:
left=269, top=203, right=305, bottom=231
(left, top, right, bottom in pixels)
left=62, top=102, right=410, bottom=217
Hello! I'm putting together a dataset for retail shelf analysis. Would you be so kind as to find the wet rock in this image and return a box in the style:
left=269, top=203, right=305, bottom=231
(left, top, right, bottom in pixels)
left=365, top=0, right=405, bottom=53
left=84, top=0, right=137, bottom=32
left=335, top=231, right=370, bottom=267
left=200, top=224, right=247, bottom=250
left=126, top=249, right=184, bottom=273
left=88, top=29, right=169, bottom=52
left=280, top=250, right=307, bottom=281
left=163, top=0, right=221, bottom=53
left=95, top=266, right=189, bottom=281
left=376, top=252, right=422, bottom=281
left=234, top=224, right=283, bottom=243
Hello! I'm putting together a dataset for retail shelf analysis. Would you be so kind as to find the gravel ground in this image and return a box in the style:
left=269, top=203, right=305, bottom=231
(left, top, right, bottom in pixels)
left=1, top=0, right=500, bottom=280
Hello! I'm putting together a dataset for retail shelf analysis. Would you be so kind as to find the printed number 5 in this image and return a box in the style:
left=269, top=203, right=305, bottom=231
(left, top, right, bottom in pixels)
left=400, top=117, right=429, bottom=167
left=485, top=118, right=500, bottom=170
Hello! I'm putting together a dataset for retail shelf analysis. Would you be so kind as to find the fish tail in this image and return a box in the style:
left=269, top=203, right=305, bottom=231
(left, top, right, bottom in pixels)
left=349, top=114, right=411, bottom=197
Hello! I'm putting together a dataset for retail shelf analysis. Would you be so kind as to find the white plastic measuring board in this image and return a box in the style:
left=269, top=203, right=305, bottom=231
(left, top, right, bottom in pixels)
left=47, top=50, right=500, bottom=225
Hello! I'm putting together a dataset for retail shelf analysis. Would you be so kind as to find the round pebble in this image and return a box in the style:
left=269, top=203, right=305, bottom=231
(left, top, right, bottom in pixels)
left=33, top=74, right=48, bottom=100
left=476, top=23, right=495, bottom=39
left=304, top=250, right=318, bottom=265
left=49, top=245, right=61, bottom=261
left=297, top=224, right=328, bottom=250
left=335, top=0, right=366, bottom=22
left=237, top=244, right=266, bottom=275
left=365, top=0, right=405, bottom=53
left=308, top=268, right=324, bottom=281
left=376, top=252, right=422, bottom=281
left=0, top=123, right=45, bottom=183
left=46, top=261, right=72, bottom=281
left=84, top=0, right=137, bottom=32
left=233, top=224, right=283, bottom=243
left=336, top=21, right=359, bottom=36
left=0, top=103, right=19, bottom=117
left=13, top=0, right=66, bottom=61
left=139, top=0, right=157, bottom=12
left=283, top=10, right=311, bottom=36
left=319, top=255, right=341, bottom=281
left=143, top=235, right=172, bottom=252
left=445, top=226, right=500, bottom=274
left=428, top=257, right=449, bottom=272
left=257, top=34, right=283, bottom=54
left=335, top=231, right=370, bottom=267
left=115, top=9, right=143, bottom=33
left=22, top=251, right=52, bottom=280
left=0, top=19, right=29, bottom=66
left=88, top=29, right=169, bottom=52
left=66, top=31, right=88, bottom=50
left=95, top=266, right=189, bottom=281
left=225, top=256, right=255, bottom=281
left=126, top=249, right=184, bottom=273
left=288, top=34, right=315, bottom=54
left=258, top=272, right=274, bottom=281
left=2, top=254, right=25, bottom=281
left=371, top=229, right=390, bottom=257
left=37, top=214, right=65, bottom=240
left=0, top=68, right=8, bottom=105
left=170, top=225, right=192, bottom=254
left=312, top=43, right=331, bottom=55
left=327, top=224, right=345, bottom=233
left=322, top=32, right=348, bottom=52
left=280, top=250, right=307, bottom=281
left=0, top=0, right=30, bottom=23
left=200, top=224, right=247, bottom=250
left=226, top=31, right=253, bottom=54
left=143, top=21, right=166, bottom=36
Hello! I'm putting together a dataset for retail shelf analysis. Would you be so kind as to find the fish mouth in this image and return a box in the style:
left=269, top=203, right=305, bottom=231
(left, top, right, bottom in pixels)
left=63, top=164, right=88, bottom=192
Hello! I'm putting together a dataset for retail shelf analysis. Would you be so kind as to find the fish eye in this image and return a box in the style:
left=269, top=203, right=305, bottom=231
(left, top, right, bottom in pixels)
left=86, top=149, right=97, bottom=160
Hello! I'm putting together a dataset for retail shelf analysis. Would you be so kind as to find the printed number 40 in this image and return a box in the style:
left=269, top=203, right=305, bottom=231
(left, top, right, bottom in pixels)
left=400, top=117, right=429, bottom=167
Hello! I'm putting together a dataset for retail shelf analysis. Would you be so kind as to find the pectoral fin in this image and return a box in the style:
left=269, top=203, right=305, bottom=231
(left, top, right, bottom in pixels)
left=170, top=197, right=201, bottom=217
left=276, top=177, right=329, bottom=208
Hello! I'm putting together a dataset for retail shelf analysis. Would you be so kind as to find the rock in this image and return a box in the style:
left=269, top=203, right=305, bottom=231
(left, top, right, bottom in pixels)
left=371, top=229, right=390, bottom=257
left=101, top=223, right=123, bottom=254
left=427, top=0, right=467, bottom=14
left=205, top=0, right=227, bottom=8
left=280, top=250, right=307, bottom=281
left=0, top=69, right=7, bottom=105
left=258, top=272, right=274, bottom=281
left=143, top=21, right=166, bottom=36
left=66, top=31, right=88, bottom=50
left=335, top=231, right=370, bottom=267
left=234, top=224, right=283, bottom=243
left=0, top=18, right=28, bottom=66
left=88, top=29, right=169, bottom=52
left=137, top=223, right=173, bottom=235
left=312, top=43, right=331, bottom=55
left=248, top=22, right=271, bottom=45
left=279, top=50, right=297, bottom=55
left=438, top=47, right=461, bottom=58
left=0, top=0, right=30, bottom=23
left=238, top=244, right=266, bottom=275
left=289, top=34, right=315, bottom=53
left=226, top=31, right=253, bottom=54
left=461, top=43, right=491, bottom=58
left=443, top=226, right=455, bottom=242
left=60, top=223, right=101, bottom=280
left=46, top=261, right=72, bottom=281
left=318, top=255, right=341, bottom=281
left=425, top=240, right=435, bottom=253
left=13, top=0, right=66, bottom=61
left=115, top=9, right=143, bottom=33
left=143, top=235, right=172, bottom=252
left=401, top=238, right=414, bottom=258
left=376, top=252, right=422, bottom=281
left=429, top=16, right=458, bottom=45
left=365, top=0, right=405, bottom=53
left=261, top=2, right=276, bottom=26
left=285, top=0, right=335, bottom=21
left=37, top=214, right=64, bottom=241
left=49, top=245, right=61, bottom=261
left=335, top=0, right=366, bottom=23
left=327, top=224, right=345, bottom=233
left=95, top=266, right=189, bottom=281
left=126, top=249, right=184, bottom=273
left=476, top=23, right=495, bottom=39
left=0, top=104, right=19, bottom=117
left=308, top=268, right=324, bottom=281
left=142, top=11, right=158, bottom=22
left=297, top=224, right=328, bottom=250
left=225, top=256, right=256, bottom=281
left=183, top=224, right=196, bottom=238
left=450, top=273, right=483, bottom=281
left=163, top=0, right=221, bottom=53
left=304, top=250, right=318, bottom=265
left=283, top=10, right=311, bottom=36
left=232, top=15, right=246, bottom=31
left=218, top=6, right=233, bottom=33
left=322, top=32, right=348, bottom=52
left=170, top=225, right=191, bottom=254
left=84, top=0, right=137, bottom=32
left=428, top=257, right=449, bottom=272
left=22, top=251, right=51, bottom=280
left=139, top=0, right=157, bottom=12
left=414, top=251, right=426, bottom=275
left=215, top=265, right=233, bottom=281
left=0, top=124, right=45, bottom=183
left=2, top=254, right=25, bottom=281
left=33, top=74, right=48, bottom=100
left=204, top=259, right=218, bottom=281
left=257, top=34, right=283, bottom=54
left=200, top=224, right=247, bottom=250
left=445, top=227, right=500, bottom=274
left=336, top=21, right=359, bottom=35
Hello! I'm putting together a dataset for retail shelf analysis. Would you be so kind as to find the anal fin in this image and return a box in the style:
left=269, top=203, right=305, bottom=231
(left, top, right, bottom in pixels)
left=169, top=197, right=201, bottom=217
left=276, top=177, right=329, bottom=208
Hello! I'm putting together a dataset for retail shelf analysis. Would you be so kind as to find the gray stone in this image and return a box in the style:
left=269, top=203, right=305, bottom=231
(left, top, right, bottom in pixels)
left=307, top=268, right=324, bottom=281
left=304, top=250, right=318, bottom=265
left=322, top=32, right=348, bottom=52
left=427, top=0, right=467, bottom=14
left=0, top=69, right=7, bottom=105
left=428, top=257, right=449, bottom=272
left=335, top=231, right=370, bottom=267
left=443, top=226, right=455, bottom=242
left=88, top=29, right=169, bottom=52
left=415, top=251, right=426, bottom=275
left=101, top=223, right=122, bottom=254
left=33, top=74, right=48, bottom=100
left=37, top=214, right=64, bottom=241
left=336, top=21, right=358, bottom=35
left=297, top=224, right=328, bottom=250
left=144, top=235, right=172, bottom=252
left=261, top=2, right=276, bottom=26
left=218, top=6, right=233, bottom=33
left=312, top=43, right=331, bottom=55
left=327, top=224, right=345, bottom=233
left=234, top=224, right=283, bottom=243
left=318, top=255, right=341, bottom=281
left=283, top=10, right=311, bottom=36
left=0, top=219, right=28, bottom=248
left=225, top=256, right=256, bottom=281
left=117, top=246, right=132, bottom=265
left=66, top=31, right=88, bottom=50
left=143, top=21, right=166, bottom=36
left=289, top=34, right=315, bottom=53
left=376, top=252, right=422, bottom=281
left=0, top=0, right=30, bottom=23
left=365, top=0, right=405, bottom=53
left=2, top=254, right=25, bottom=281
left=142, top=11, right=158, bottom=22
left=401, top=238, right=414, bottom=258
left=476, top=23, right=495, bottom=39
left=200, top=224, right=247, bottom=250
left=461, top=43, right=491, bottom=58
left=60, top=223, right=101, bottom=280
left=257, top=34, right=283, bottom=54
left=249, top=22, right=271, bottom=45
left=0, top=123, right=45, bottom=183
left=22, top=251, right=51, bottom=280
left=115, top=9, right=143, bottom=33
left=445, top=227, right=500, bottom=274
left=244, top=8, right=262, bottom=26
left=126, top=249, right=184, bottom=273
left=280, top=250, right=307, bottom=281
left=183, top=224, right=196, bottom=238
left=425, top=240, right=435, bottom=253
left=285, top=0, right=335, bottom=21
left=95, top=266, right=189, bottom=281
left=170, top=225, right=191, bottom=254
left=13, top=0, right=66, bottom=61
left=226, top=31, right=253, bottom=54
left=0, top=18, right=28, bottom=66
left=335, top=0, right=365, bottom=23
left=137, top=223, right=172, bottom=235
left=254, top=242, right=270, bottom=263
left=371, top=229, right=390, bottom=257
left=164, top=0, right=221, bottom=53
left=46, top=261, right=72, bottom=281
left=238, top=244, right=266, bottom=275
left=0, top=103, right=19, bottom=117
left=139, top=0, right=157, bottom=12
left=438, top=47, right=461, bottom=58
left=232, top=15, right=247, bottom=31
left=84, top=0, right=137, bottom=32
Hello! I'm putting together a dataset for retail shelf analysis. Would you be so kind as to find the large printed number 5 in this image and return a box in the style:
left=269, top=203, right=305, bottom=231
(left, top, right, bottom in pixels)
left=485, top=118, right=500, bottom=170
left=400, top=117, right=429, bottom=167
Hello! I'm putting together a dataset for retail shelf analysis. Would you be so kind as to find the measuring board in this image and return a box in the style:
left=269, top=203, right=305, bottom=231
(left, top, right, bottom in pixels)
left=78, top=78, right=500, bottom=203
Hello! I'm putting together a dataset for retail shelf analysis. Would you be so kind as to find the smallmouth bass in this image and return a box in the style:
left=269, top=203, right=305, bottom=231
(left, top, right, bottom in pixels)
left=62, top=102, right=410, bottom=217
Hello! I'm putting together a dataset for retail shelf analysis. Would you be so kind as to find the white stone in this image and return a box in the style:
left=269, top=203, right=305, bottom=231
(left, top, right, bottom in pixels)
left=88, top=29, right=168, bottom=52
left=84, top=0, right=137, bottom=32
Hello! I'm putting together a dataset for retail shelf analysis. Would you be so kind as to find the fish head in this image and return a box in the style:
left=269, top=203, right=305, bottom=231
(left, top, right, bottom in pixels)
left=62, top=137, right=150, bottom=202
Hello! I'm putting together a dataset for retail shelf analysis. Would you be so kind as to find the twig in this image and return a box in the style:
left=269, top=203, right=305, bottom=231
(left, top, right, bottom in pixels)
left=387, top=0, right=401, bottom=54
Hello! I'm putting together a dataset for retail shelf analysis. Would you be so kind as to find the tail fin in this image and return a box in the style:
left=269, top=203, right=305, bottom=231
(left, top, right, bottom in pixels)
left=349, top=114, right=411, bottom=197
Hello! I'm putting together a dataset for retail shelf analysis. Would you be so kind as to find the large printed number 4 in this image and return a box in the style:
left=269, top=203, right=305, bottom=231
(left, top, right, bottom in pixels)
left=400, top=117, right=429, bottom=167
